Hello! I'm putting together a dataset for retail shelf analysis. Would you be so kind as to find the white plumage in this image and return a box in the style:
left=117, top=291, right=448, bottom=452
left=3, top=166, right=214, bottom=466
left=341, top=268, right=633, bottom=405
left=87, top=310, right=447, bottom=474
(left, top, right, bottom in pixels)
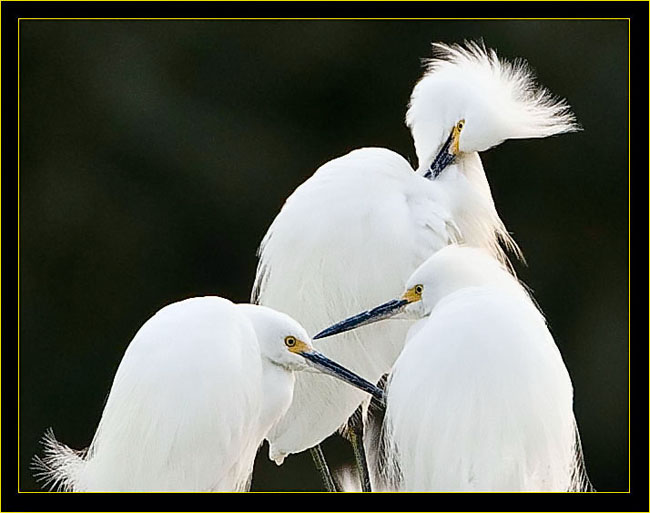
left=318, top=245, right=590, bottom=491
left=383, top=246, right=590, bottom=491
left=253, top=41, right=578, bottom=462
left=408, top=42, right=578, bottom=166
left=33, top=297, right=381, bottom=491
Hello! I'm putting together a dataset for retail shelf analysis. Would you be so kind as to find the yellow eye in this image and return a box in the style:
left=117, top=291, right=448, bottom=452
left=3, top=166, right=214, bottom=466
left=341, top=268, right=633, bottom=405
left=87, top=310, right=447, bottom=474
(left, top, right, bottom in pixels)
left=284, top=336, right=297, bottom=348
left=414, top=285, right=424, bottom=295
left=457, top=119, right=465, bottom=131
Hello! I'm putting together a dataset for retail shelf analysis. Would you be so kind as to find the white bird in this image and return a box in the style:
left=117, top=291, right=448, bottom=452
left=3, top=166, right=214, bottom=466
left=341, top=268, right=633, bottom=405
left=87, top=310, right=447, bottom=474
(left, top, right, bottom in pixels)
left=33, top=296, right=383, bottom=492
left=252, top=41, right=578, bottom=470
left=314, top=245, right=591, bottom=492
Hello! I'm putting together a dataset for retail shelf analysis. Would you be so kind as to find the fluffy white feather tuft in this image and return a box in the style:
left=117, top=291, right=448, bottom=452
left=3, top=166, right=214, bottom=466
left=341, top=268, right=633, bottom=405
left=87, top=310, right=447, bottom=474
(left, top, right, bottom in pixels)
left=407, top=40, right=580, bottom=166
left=32, top=428, right=86, bottom=492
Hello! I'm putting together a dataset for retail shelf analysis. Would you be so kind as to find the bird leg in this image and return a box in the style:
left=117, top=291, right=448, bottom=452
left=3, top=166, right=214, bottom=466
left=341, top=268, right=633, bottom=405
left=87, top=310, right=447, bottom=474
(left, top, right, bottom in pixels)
left=347, top=405, right=372, bottom=492
left=309, top=445, right=340, bottom=492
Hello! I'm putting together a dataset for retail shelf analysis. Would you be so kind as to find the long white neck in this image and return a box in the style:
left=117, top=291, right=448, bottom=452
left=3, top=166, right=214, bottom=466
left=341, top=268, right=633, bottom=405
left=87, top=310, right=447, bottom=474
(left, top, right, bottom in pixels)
left=420, top=152, right=521, bottom=268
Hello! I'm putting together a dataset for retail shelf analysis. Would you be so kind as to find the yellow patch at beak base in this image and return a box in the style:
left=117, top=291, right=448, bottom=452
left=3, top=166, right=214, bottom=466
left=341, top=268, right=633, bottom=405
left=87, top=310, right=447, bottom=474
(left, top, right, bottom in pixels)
left=451, top=121, right=464, bottom=155
left=287, top=338, right=311, bottom=354
left=401, top=285, right=423, bottom=304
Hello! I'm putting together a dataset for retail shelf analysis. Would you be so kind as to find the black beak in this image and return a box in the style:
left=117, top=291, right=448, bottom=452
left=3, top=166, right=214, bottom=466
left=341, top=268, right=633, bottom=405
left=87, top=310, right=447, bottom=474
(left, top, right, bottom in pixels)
left=422, top=130, right=457, bottom=180
left=299, top=350, right=385, bottom=403
left=313, top=298, right=409, bottom=340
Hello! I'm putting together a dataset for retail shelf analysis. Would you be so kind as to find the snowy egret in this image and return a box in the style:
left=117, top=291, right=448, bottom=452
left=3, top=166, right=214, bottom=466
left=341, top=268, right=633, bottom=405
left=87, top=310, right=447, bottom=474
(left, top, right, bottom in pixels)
left=314, top=245, right=591, bottom=492
left=33, top=296, right=383, bottom=492
left=252, top=41, right=578, bottom=484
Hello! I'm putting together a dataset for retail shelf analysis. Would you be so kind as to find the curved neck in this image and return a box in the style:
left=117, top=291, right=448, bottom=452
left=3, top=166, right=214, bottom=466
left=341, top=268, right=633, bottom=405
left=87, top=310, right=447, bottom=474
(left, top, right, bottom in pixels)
left=455, top=152, right=493, bottom=201
left=425, top=153, right=519, bottom=266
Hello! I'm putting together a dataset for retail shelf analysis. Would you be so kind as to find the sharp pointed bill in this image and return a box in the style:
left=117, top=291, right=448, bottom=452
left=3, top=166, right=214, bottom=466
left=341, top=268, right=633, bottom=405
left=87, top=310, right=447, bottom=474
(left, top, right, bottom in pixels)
left=284, top=336, right=383, bottom=401
left=313, top=285, right=424, bottom=340
left=423, top=120, right=464, bottom=180
left=313, top=298, right=410, bottom=340
left=299, top=350, right=385, bottom=403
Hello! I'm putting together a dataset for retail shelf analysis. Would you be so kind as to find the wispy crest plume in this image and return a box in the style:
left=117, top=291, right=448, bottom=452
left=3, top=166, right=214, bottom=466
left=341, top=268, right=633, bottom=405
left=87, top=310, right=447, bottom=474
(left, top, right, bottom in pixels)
left=408, top=40, right=580, bottom=148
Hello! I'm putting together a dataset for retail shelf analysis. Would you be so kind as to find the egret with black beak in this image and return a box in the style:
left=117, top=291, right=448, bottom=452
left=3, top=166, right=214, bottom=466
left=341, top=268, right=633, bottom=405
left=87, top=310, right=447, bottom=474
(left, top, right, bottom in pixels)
left=314, top=245, right=591, bottom=492
left=33, top=296, right=382, bottom=492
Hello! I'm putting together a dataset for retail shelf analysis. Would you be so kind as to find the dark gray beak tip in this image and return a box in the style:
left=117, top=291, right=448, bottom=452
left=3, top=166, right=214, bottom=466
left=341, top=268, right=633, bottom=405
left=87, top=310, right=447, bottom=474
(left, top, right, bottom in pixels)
left=313, top=298, right=409, bottom=340
left=300, top=350, right=385, bottom=403
left=312, top=327, right=336, bottom=340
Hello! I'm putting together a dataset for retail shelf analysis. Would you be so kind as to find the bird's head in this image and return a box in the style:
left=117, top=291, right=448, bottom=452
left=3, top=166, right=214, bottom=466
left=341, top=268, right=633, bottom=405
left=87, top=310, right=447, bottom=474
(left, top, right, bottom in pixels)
left=240, top=305, right=383, bottom=401
left=407, top=41, right=579, bottom=178
left=312, top=245, right=520, bottom=340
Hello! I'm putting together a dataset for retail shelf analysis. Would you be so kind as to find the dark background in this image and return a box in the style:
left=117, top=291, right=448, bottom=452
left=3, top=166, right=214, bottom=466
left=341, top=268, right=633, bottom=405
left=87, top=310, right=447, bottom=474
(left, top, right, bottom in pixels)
left=18, top=19, right=628, bottom=492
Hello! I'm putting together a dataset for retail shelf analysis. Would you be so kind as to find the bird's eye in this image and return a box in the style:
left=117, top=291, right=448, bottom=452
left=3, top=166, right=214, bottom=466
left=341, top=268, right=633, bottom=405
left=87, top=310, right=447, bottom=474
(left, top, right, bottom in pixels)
left=415, top=285, right=424, bottom=295
left=457, top=119, right=465, bottom=131
left=284, top=336, right=297, bottom=347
